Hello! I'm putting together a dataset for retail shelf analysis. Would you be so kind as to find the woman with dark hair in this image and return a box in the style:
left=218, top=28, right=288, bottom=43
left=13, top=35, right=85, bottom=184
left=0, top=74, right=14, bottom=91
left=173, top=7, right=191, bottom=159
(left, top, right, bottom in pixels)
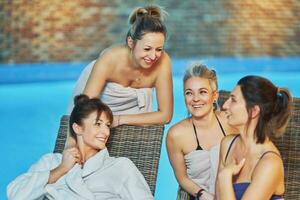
left=7, top=95, right=153, bottom=200
left=216, top=75, right=292, bottom=200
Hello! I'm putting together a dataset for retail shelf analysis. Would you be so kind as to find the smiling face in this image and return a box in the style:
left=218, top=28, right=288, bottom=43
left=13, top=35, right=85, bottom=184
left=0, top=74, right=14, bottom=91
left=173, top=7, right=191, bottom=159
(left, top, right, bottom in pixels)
left=129, top=32, right=165, bottom=69
left=78, top=111, right=111, bottom=151
left=222, top=86, right=249, bottom=130
left=184, top=77, right=217, bottom=118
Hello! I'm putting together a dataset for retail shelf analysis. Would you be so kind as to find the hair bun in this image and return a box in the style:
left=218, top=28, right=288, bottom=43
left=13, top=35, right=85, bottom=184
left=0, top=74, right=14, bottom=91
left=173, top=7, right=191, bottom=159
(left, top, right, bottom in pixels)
left=145, top=5, right=164, bottom=20
left=128, top=5, right=167, bottom=25
left=74, top=94, right=90, bottom=106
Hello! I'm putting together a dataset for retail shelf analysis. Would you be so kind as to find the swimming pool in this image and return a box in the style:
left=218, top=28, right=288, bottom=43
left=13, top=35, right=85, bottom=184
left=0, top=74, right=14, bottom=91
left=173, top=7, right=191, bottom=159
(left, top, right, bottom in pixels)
left=1, top=58, right=299, bottom=199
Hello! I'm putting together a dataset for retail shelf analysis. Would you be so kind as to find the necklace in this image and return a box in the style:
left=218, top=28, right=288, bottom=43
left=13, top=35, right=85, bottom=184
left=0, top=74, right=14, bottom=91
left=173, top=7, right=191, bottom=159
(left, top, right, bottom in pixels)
left=133, top=69, right=143, bottom=84
left=135, top=77, right=141, bottom=84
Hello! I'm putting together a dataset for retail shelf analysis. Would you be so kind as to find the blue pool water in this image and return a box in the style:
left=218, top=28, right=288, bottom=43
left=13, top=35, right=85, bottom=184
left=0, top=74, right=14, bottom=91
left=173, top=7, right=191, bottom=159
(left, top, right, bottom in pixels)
left=1, top=58, right=299, bottom=200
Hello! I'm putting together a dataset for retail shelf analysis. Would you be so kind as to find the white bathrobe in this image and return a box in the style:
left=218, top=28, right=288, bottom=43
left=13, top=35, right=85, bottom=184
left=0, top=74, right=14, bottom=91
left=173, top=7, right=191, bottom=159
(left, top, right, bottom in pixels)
left=7, top=148, right=153, bottom=200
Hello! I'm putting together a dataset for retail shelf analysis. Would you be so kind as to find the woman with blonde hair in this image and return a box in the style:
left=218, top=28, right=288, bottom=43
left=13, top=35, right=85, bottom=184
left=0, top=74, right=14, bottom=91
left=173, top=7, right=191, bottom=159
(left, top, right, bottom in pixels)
left=167, top=63, right=237, bottom=200
left=67, top=5, right=173, bottom=127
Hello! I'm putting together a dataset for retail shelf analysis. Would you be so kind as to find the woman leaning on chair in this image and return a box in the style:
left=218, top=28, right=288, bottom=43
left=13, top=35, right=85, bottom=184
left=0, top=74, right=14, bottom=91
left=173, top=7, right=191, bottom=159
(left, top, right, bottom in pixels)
left=67, top=4, right=173, bottom=128
left=166, top=63, right=237, bottom=200
left=7, top=95, right=153, bottom=200
left=216, top=75, right=292, bottom=200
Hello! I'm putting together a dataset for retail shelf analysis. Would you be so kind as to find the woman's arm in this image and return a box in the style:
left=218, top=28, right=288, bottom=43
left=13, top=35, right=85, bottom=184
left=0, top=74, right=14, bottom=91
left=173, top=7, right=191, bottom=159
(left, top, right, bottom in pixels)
left=215, top=135, right=239, bottom=200
left=166, top=126, right=203, bottom=198
left=48, top=147, right=81, bottom=184
left=216, top=159, right=245, bottom=200
left=7, top=154, right=61, bottom=200
left=7, top=147, right=81, bottom=200
left=83, top=51, right=114, bottom=98
left=117, top=54, right=173, bottom=126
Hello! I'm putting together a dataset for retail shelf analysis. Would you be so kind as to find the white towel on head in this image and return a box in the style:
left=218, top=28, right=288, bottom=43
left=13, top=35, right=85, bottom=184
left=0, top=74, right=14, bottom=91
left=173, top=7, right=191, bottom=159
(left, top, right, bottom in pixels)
left=67, top=60, right=153, bottom=115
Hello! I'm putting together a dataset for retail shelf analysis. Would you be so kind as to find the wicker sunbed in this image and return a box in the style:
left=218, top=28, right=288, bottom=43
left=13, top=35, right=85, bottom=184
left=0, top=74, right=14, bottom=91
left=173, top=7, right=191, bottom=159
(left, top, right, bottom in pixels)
left=53, top=115, right=164, bottom=195
left=177, top=90, right=300, bottom=199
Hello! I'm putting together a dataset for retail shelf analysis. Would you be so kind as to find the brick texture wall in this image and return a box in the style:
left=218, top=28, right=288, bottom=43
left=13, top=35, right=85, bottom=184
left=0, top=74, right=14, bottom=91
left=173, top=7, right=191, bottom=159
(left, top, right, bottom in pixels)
left=1, top=0, right=299, bottom=63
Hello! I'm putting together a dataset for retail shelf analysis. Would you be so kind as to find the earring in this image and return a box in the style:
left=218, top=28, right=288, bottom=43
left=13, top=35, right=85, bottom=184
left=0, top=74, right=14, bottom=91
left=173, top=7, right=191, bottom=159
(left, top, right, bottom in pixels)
left=213, top=100, right=218, bottom=110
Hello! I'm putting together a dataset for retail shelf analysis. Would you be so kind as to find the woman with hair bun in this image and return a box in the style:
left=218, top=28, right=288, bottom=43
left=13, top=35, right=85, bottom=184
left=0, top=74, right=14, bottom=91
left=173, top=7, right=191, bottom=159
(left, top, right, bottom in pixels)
left=7, top=95, right=153, bottom=200
left=216, top=75, right=292, bottom=200
left=67, top=5, right=173, bottom=132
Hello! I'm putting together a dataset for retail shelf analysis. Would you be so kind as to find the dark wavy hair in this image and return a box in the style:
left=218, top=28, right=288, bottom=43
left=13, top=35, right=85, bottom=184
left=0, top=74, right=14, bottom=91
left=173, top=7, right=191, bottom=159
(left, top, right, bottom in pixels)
left=69, top=94, right=113, bottom=141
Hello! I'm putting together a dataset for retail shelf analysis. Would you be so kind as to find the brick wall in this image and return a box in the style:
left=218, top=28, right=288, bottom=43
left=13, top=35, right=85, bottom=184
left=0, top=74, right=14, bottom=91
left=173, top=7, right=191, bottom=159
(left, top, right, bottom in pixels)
left=1, top=0, right=299, bottom=63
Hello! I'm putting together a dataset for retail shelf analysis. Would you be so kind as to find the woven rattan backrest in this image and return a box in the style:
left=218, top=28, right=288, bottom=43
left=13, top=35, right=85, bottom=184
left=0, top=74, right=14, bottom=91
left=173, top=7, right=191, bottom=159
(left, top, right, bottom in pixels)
left=107, top=125, right=164, bottom=194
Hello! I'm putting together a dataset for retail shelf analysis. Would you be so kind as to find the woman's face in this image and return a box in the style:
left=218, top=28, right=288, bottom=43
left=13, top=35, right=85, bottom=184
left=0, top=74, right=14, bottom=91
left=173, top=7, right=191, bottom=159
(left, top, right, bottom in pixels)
left=79, top=111, right=111, bottom=151
left=222, top=85, right=249, bottom=129
left=184, top=77, right=217, bottom=118
left=131, top=32, right=165, bottom=69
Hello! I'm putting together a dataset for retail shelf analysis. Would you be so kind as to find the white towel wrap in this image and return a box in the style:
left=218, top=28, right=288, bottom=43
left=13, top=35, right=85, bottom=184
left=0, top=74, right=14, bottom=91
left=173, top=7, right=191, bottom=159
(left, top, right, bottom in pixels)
left=67, top=60, right=153, bottom=115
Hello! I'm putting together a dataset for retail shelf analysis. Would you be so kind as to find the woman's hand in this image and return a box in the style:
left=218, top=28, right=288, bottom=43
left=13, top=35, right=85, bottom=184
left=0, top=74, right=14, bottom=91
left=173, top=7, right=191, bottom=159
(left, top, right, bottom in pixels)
left=215, top=158, right=245, bottom=200
left=112, top=115, right=121, bottom=128
left=220, top=158, right=246, bottom=179
left=199, top=191, right=214, bottom=200
left=60, top=147, right=82, bottom=172
left=48, top=147, right=82, bottom=184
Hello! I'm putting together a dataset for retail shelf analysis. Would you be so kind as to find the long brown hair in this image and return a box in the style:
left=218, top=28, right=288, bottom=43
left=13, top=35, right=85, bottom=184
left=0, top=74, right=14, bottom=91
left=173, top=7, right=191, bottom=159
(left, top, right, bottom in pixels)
left=238, top=75, right=292, bottom=143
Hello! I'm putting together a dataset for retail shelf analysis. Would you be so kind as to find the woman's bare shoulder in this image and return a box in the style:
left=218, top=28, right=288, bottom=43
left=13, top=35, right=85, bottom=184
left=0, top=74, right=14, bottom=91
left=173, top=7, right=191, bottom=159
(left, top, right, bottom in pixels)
left=221, top=134, right=239, bottom=144
left=157, top=51, right=171, bottom=67
left=99, top=44, right=127, bottom=58
left=94, top=45, right=128, bottom=71
left=154, top=52, right=172, bottom=85
left=220, top=133, right=239, bottom=152
left=162, top=51, right=171, bottom=61
left=167, top=118, right=190, bottom=138
left=166, top=119, right=192, bottom=151
left=252, top=149, right=284, bottom=187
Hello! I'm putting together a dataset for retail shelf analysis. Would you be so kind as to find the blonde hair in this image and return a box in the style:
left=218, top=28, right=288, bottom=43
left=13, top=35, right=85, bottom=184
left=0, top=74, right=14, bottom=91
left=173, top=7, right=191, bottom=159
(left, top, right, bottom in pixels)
left=183, top=63, right=218, bottom=91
